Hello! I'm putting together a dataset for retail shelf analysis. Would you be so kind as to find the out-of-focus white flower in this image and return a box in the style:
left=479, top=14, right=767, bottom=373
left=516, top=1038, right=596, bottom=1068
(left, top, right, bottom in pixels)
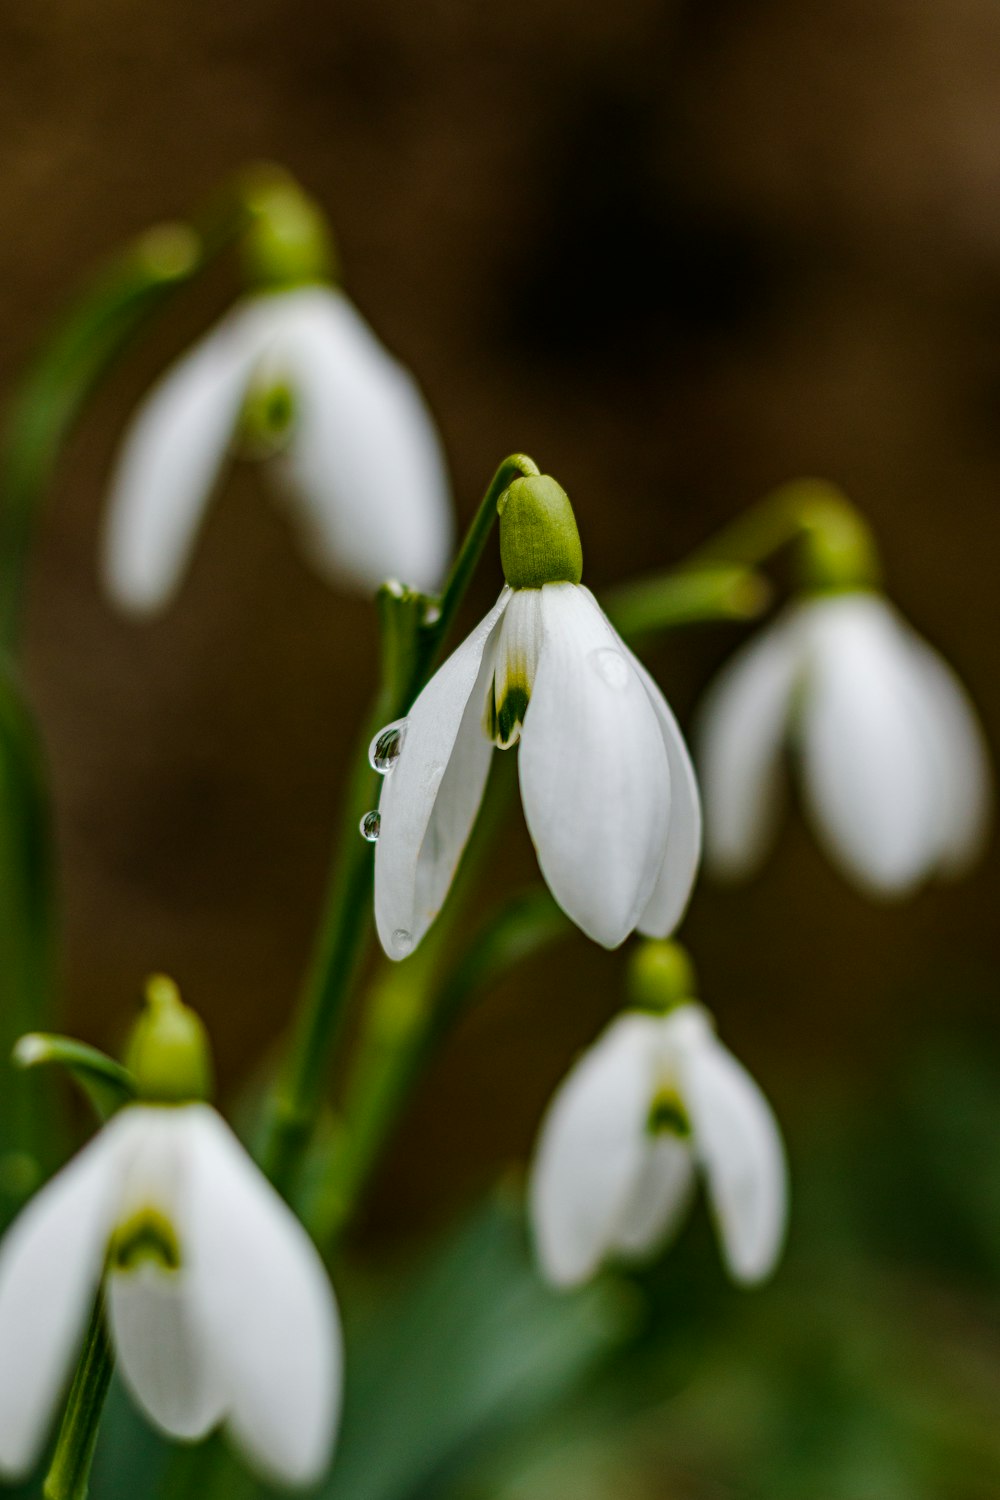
left=102, top=285, right=453, bottom=611
left=696, top=591, right=992, bottom=896
left=0, top=1102, right=341, bottom=1488
left=371, top=472, right=701, bottom=958
left=529, top=1004, right=787, bottom=1288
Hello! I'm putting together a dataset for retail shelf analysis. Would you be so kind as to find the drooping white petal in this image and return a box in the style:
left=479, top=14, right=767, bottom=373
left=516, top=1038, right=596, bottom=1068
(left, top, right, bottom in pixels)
left=799, top=595, right=939, bottom=895
left=374, top=589, right=511, bottom=960
left=107, top=1265, right=226, bottom=1441
left=695, top=617, right=801, bottom=879
left=623, top=647, right=702, bottom=937
left=0, top=1119, right=130, bottom=1479
left=518, top=585, right=671, bottom=948
left=268, top=287, right=453, bottom=594
left=181, top=1107, right=342, bottom=1488
left=670, top=1008, right=787, bottom=1285
left=611, top=1134, right=696, bottom=1258
left=102, top=307, right=262, bottom=613
left=530, top=1014, right=663, bottom=1287
left=898, top=631, right=992, bottom=875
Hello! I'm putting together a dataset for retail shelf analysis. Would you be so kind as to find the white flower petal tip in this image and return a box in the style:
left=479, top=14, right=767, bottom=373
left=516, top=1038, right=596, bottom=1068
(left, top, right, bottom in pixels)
left=528, top=1006, right=788, bottom=1290
left=373, top=582, right=700, bottom=960
left=696, top=591, right=993, bottom=897
left=0, top=1104, right=342, bottom=1488
left=102, top=286, right=453, bottom=614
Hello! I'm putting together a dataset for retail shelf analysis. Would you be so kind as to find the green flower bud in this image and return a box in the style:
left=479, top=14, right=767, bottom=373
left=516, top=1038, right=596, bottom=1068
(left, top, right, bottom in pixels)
left=628, top=939, right=696, bottom=1015
left=498, top=475, right=584, bottom=590
left=124, top=975, right=213, bottom=1104
left=241, top=179, right=336, bottom=291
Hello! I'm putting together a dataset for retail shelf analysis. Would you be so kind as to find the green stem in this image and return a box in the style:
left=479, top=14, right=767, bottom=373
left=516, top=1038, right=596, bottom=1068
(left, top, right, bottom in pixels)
left=259, top=456, right=540, bottom=1198
left=683, top=478, right=880, bottom=591
left=43, top=1293, right=114, bottom=1500
left=601, top=562, right=770, bottom=643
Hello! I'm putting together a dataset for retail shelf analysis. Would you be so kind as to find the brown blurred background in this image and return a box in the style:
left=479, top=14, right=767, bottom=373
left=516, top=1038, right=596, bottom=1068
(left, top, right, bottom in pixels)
left=3, top=0, right=999, bottom=1238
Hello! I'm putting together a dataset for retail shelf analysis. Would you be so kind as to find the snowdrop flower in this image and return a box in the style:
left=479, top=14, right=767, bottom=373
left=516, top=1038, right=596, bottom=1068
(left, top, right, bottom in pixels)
left=103, top=183, right=452, bottom=612
left=530, top=942, right=787, bottom=1288
left=0, top=980, right=341, bottom=1489
left=372, top=473, right=701, bottom=956
left=697, top=590, right=992, bottom=896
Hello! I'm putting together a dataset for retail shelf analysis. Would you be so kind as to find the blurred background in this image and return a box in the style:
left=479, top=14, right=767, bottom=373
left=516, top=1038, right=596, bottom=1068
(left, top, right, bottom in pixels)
left=3, top=2, right=1000, bottom=1496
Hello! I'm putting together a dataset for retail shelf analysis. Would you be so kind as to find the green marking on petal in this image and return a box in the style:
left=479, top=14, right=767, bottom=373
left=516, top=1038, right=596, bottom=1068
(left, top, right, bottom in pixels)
left=496, top=682, right=530, bottom=748
left=110, top=1207, right=181, bottom=1272
left=647, top=1086, right=692, bottom=1139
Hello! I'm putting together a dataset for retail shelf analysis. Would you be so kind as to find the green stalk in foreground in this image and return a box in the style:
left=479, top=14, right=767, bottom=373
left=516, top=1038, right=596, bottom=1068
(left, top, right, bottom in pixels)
left=43, top=1295, right=114, bottom=1500
left=259, top=455, right=541, bottom=1197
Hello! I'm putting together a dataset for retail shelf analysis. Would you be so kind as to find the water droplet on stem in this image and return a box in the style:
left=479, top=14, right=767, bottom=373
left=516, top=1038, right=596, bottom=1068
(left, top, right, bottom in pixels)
left=360, top=810, right=381, bottom=842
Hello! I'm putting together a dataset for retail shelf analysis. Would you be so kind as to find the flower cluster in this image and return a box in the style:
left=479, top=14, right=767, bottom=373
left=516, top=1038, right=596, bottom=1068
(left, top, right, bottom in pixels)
left=0, top=169, right=992, bottom=1497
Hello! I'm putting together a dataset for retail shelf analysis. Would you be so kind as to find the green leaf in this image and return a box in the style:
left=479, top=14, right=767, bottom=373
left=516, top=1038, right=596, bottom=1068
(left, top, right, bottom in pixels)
left=13, top=1033, right=135, bottom=1122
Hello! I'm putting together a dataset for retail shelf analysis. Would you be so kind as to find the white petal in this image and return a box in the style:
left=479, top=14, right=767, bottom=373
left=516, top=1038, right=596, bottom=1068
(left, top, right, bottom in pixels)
left=799, top=595, right=939, bottom=895
left=0, top=1121, right=128, bottom=1478
left=374, top=590, right=510, bottom=960
left=518, top=585, right=671, bottom=948
left=102, top=306, right=261, bottom=613
left=695, top=617, right=801, bottom=879
left=530, top=1013, right=663, bottom=1287
left=670, top=1009, right=787, bottom=1285
left=611, top=1135, right=696, bottom=1258
left=623, top=648, right=702, bottom=937
left=269, top=287, right=453, bottom=594
left=181, top=1108, right=342, bottom=1488
left=107, top=1264, right=226, bottom=1441
left=898, top=632, right=992, bottom=875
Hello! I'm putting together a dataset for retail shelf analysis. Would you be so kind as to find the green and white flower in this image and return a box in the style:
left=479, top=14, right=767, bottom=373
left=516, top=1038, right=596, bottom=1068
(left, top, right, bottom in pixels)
left=0, top=1102, right=341, bottom=1487
left=372, top=475, right=701, bottom=956
left=102, top=285, right=452, bottom=611
left=529, top=1003, right=786, bottom=1288
left=696, top=591, right=992, bottom=896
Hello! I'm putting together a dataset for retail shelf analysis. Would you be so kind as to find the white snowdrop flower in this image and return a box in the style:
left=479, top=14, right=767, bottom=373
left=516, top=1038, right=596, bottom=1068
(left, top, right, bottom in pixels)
left=696, top=591, right=992, bottom=897
left=529, top=995, right=787, bottom=1289
left=0, top=982, right=341, bottom=1489
left=102, top=278, right=452, bottom=611
left=371, top=474, right=701, bottom=957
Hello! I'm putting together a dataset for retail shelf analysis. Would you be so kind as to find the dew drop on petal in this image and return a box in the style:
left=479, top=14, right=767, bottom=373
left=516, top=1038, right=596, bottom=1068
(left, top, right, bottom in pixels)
left=588, top=647, right=630, bottom=691
left=369, top=719, right=407, bottom=773
left=392, top=928, right=414, bottom=956
left=360, top=810, right=381, bottom=842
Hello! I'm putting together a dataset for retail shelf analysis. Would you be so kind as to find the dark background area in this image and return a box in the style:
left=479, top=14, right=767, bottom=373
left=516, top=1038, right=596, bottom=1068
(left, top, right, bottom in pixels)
left=3, top=7, right=1000, bottom=1490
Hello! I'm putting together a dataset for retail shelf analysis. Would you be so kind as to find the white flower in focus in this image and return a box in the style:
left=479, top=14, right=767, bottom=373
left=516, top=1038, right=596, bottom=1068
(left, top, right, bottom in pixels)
left=697, top=592, right=992, bottom=896
left=103, top=284, right=453, bottom=611
left=529, top=1004, right=787, bottom=1288
left=0, top=1103, right=341, bottom=1488
left=372, top=475, right=701, bottom=956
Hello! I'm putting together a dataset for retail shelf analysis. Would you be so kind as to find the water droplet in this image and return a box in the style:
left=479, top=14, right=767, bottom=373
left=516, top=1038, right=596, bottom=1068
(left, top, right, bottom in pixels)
left=369, top=719, right=407, bottom=774
left=392, top=928, right=414, bottom=956
left=588, top=647, right=630, bottom=691
left=423, top=602, right=442, bottom=626
left=359, top=810, right=381, bottom=842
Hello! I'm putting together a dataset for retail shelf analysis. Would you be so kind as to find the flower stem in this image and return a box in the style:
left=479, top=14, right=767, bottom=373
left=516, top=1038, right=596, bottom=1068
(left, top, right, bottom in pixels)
left=259, top=455, right=540, bottom=1199
left=43, top=1293, right=114, bottom=1500
left=601, top=562, right=771, bottom=642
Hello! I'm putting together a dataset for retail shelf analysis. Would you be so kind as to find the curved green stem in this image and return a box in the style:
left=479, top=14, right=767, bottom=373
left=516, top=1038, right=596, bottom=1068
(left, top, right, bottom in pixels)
left=259, top=456, right=540, bottom=1198
left=601, top=562, right=770, bottom=642
left=43, top=1293, right=114, bottom=1500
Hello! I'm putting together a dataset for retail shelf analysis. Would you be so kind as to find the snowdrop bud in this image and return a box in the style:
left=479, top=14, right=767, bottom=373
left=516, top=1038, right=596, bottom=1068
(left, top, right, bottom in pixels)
left=241, top=178, right=336, bottom=291
left=498, top=475, right=583, bottom=589
left=124, top=976, right=213, bottom=1104
left=628, top=939, right=696, bottom=1015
